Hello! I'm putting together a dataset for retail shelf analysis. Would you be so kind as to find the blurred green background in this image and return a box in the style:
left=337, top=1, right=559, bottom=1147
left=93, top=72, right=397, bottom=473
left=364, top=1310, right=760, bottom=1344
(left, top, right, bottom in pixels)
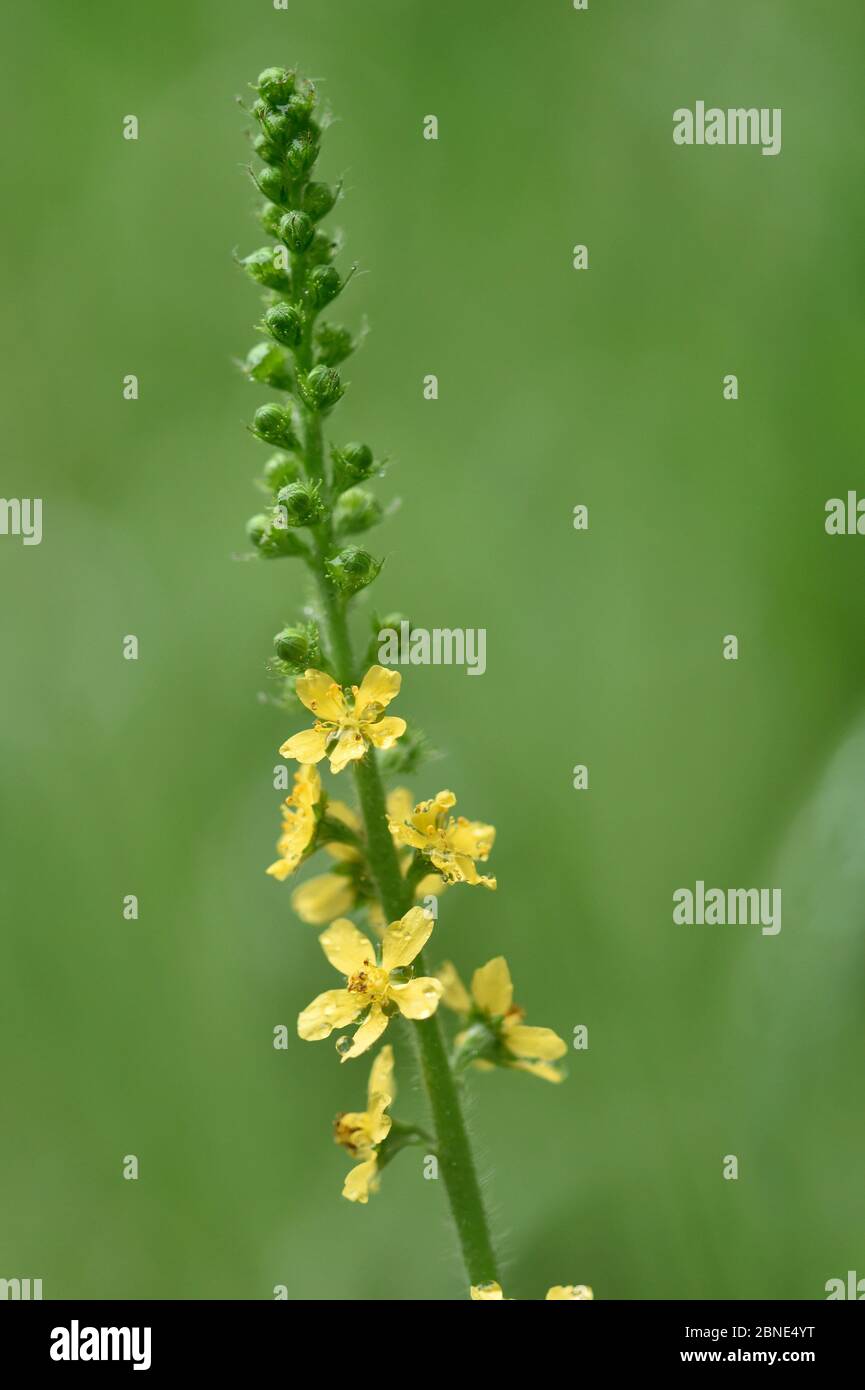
left=2, top=0, right=864, bottom=1300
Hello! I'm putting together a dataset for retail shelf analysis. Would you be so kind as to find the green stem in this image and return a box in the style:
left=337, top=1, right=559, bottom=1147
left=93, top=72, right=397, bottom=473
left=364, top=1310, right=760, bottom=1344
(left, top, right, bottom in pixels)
left=289, top=229, right=499, bottom=1289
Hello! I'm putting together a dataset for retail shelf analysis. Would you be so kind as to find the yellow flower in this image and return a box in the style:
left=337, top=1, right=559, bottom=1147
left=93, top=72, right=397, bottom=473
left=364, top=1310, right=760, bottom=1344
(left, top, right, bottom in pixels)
left=279, top=666, right=406, bottom=774
left=440, top=956, right=567, bottom=1082
left=298, top=909, right=444, bottom=1060
left=334, top=1045, right=395, bottom=1203
left=265, top=765, right=321, bottom=881
left=470, top=1281, right=593, bottom=1301
left=388, top=788, right=496, bottom=888
left=291, top=788, right=444, bottom=927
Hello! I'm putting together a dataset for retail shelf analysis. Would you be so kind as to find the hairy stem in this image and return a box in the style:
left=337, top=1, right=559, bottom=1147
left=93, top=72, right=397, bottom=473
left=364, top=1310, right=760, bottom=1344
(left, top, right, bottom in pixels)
left=298, top=419, right=497, bottom=1283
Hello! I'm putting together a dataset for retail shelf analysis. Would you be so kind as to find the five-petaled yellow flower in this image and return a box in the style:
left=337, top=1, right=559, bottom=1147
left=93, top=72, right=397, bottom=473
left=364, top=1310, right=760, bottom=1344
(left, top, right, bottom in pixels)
left=279, top=666, right=406, bottom=774
left=334, top=1045, right=395, bottom=1203
left=292, top=787, right=444, bottom=926
left=470, top=1281, right=593, bottom=1301
left=388, top=788, right=496, bottom=888
left=298, top=909, right=444, bottom=1060
left=440, top=956, right=567, bottom=1082
left=265, top=765, right=321, bottom=881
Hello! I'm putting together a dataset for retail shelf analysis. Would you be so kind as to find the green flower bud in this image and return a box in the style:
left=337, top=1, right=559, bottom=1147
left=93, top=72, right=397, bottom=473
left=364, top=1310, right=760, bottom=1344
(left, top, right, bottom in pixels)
left=262, top=452, right=302, bottom=492
left=253, top=132, right=282, bottom=166
left=241, top=247, right=291, bottom=292
left=263, top=107, right=297, bottom=145
left=315, top=323, right=354, bottom=366
left=332, top=441, right=375, bottom=485
left=273, top=623, right=318, bottom=669
left=325, top=545, right=382, bottom=595
left=257, top=67, right=296, bottom=107
left=255, top=165, right=286, bottom=205
left=286, top=83, right=317, bottom=125
left=276, top=479, right=326, bottom=527
left=333, top=487, right=382, bottom=536
left=298, top=365, right=344, bottom=412
left=302, top=181, right=338, bottom=222
left=264, top=302, right=304, bottom=348
left=244, top=341, right=293, bottom=390
left=258, top=201, right=283, bottom=236
left=251, top=402, right=297, bottom=449
left=285, top=133, right=319, bottom=179
left=306, top=230, right=337, bottom=267
left=307, top=265, right=341, bottom=309
left=246, top=512, right=307, bottom=558
left=278, top=210, right=314, bottom=253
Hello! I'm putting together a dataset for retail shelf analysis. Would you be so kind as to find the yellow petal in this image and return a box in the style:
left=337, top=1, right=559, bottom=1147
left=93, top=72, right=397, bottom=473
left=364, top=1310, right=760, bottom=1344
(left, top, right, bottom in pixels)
left=367, top=1043, right=395, bottom=1108
left=298, top=989, right=359, bottom=1040
left=354, top=664, right=401, bottom=714
left=295, top=669, right=346, bottom=721
left=365, top=716, right=406, bottom=750
left=366, top=1094, right=392, bottom=1146
left=414, top=871, right=445, bottom=899
left=291, top=873, right=356, bottom=925
left=410, top=790, right=455, bottom=836
left=292, top=764, right=322, bottom=806
left=319, top=918, right=375, bottom=977
left=342, top=1156, right=379, bottom=1203
left=325, top=800, right=362, bottom=862
left=381, top=905, right=434, bottom=971
left=470, top=1282, right=504, bottom=1300
left=341, top=1007, right=389, bottom=1061
left=471, top=957, right=513, bottom=1017
left=508, top=1058, right=564, bottom=1083
left=504, top=1024, right=567, bottom=1061
left=438, top=961, right=472, bottom=1016
left=449, top=818, right=495, bottom=860
left=386, top=786, right=414, bottom=825
left=391, top=976, right=443, bottom=1019
left=279, top=727, right=330, bottom=764
left=329, top=727, right=366, bottom=773
left=266, top=857, right=296, bottom=881
left=388, top=819, right=428, bottom=852
left=546, top=1284, right=593, bottom=1300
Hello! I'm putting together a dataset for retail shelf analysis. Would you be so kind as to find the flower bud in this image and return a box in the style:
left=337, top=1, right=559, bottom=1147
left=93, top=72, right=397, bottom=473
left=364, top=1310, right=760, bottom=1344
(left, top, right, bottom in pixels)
left=258, top=201, right=283, bottom=236
left=285, top=133, right=319, bottom=179
left=262, top=452, right=302, bottom=492
left=307, top=265, right=341, bottom=309
left=278, top=210, right=314, bottom=253
left=241, top=247, right=291, bottom=292
left=333, top=487, right=382, bottom=536
left=263, top=107, right=297, bottom=145
left=246, top=512, right=307, bottom=558
left=298, top=365, right=344, bottom=412
left=273, top=624, right=317, bottom=669
left=255, top=166, right=286, bottom=205
left=276, top=479, right=326, bottom=527
left=315, top=323, right=354, bottom=366
left=332, top=441, right=375, bottom=485
left=306, top=230, right=337, bottom=267
left=325, top=545, right=382, bottom=595
left=264, top=302, right=304, bottom=348
left=285, top=83, right=317, bottom=125
left=251, top=402, right=297, bottom=449
left=244, top=342, right=293, bottom=390
left=253, top=132, right=282, bottom=166
left=302, top=181, right=338, bottom=222
left=256, top=67, right=296, bottom=107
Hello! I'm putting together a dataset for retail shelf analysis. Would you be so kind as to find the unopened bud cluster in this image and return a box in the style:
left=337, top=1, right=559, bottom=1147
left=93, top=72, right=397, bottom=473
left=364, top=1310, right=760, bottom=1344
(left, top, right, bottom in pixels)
left=240, top=65, right=386, bottom=625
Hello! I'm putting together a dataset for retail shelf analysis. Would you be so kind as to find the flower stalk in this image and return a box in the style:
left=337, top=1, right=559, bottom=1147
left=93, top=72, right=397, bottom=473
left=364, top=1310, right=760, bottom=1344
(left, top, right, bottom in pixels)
left=237, top=65, right=583, bottom=1299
